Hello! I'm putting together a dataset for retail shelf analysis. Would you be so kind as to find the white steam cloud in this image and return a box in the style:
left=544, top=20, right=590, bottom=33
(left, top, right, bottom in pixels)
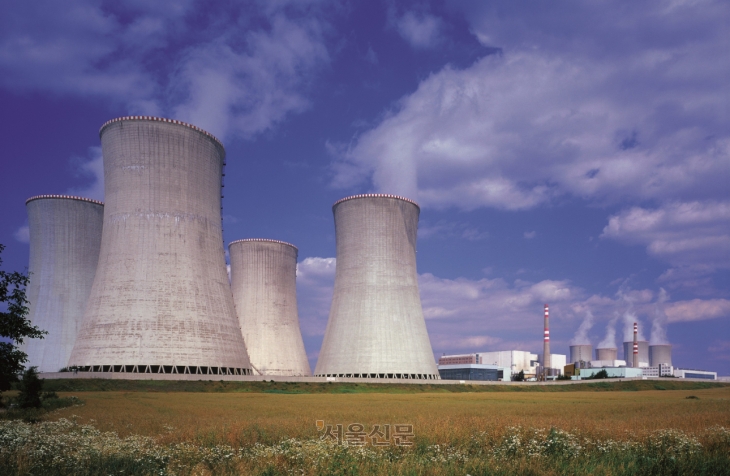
left=597, top=314, right=617, bottom=349
left=571, top=310, right=594, bottom=345
left=650, top=288, right=670, bottom=345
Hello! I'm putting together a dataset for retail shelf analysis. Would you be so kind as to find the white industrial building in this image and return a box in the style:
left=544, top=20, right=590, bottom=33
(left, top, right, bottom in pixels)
left=441, top=351, right=539, bottom=377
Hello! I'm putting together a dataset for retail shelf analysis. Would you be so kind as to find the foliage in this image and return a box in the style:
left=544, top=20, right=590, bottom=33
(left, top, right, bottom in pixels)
left=17, top=367, right=43, bottom=408
left=512, top=370, right=525, bottom=381
left=0, top=419, right=727, bottom=475
left=0, top=244, right=46, bottom=393
left=556, top=374, right=572, bottom=380
left=586, top=369, right=609, bottom=380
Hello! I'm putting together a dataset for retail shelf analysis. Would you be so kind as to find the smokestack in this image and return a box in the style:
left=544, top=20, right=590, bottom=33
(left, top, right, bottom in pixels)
left=543, top=304, right=551, bottom=372
left=633, top=322, right=639, bottom=368
left=314, top=194, right=439, bottom=379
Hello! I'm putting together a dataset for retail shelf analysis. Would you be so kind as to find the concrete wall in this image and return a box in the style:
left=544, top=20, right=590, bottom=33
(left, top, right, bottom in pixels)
left=22, top=196, right=104, bottom=372
left=229, top=239, right=310, bottom=376
left=69, top=116, right=251, bottom=372
left=314, top=194, right=439, bottom=379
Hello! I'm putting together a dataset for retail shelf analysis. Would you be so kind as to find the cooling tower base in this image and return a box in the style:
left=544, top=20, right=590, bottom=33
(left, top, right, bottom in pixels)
left=316, top=373, right=440, bottom=380
left=70, top=365, right=252, bottom=375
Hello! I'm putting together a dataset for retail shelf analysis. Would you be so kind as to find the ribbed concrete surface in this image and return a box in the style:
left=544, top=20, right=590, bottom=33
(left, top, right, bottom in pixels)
left=69, top=117, right=251, bottom=372
left=569, top=345, right=592, bottom=364
left=315, top=194, right=439, bottom=379
left=22, top=196, right=104, bottom=372
left=229, top=239, right=310, bottom=376
left=649, top=344, right=672, bottom=366
left=595, top=347, right=618, bottom=361
left=623, top=341, right=649, bottom=367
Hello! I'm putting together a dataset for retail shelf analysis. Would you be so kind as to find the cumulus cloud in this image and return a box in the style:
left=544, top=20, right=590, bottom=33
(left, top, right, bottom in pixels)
left=394, top=11, right=443, bottom=49
left=601, top=201, right=730, bottom=270
left=331, top=2, right=729, bottom=208
left=67, top=147, right=104, bottom=201
left=0, top=1, right=331, bottom=141
left=13, top=225, right=29, bottom=244
left=664, top=299, right=730, bottom=323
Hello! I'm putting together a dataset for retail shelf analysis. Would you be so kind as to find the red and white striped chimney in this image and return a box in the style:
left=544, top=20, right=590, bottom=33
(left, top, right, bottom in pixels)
left=633, top=322, right=639, bottom=368
left=543, top=304, right=551, bottom=373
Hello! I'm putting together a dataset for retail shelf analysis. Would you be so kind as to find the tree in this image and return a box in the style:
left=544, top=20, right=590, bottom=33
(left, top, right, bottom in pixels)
left=513, top=370, right=525, bottom=382
left=0, top=243, right=46, bottom=395
left=17, top=367, right=43, bottom=408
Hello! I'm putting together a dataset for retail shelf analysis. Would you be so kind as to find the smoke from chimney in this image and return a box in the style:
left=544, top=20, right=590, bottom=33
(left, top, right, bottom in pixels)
left=571, top=310, right=594, bottom=345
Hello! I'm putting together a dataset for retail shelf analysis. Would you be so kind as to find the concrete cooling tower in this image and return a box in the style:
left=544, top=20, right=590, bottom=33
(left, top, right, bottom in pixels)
left=596, top=347, right=617, bottom=361
left=649, top=344, right=672, bottom=366
left=314, top=194, right=439, bottom=379
left=22, top=195, right=103, bottom=372
left=229, top=239, right=310, bottom=376
left=623, top=341, right=649, bottom=367
left=69, top=116, right=251, bottom=375
left=569, top=345, right=592, bottom=364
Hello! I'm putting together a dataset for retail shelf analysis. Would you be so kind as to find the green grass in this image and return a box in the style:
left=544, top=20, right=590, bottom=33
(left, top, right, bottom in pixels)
left=38, top=378, right=728, bottom=394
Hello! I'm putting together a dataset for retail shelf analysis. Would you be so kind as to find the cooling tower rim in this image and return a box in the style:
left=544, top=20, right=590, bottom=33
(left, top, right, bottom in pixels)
left=332, top=193, right=420, bottom=210
left=26, top=194, right=104, bottom=206
left=99, top=116, right=225, bottom=156
left=229, top=238, right=298, bottom=251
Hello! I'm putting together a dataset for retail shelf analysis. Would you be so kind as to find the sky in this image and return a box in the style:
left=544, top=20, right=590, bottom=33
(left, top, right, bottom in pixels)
left=0, top=0, right=728, bottom=375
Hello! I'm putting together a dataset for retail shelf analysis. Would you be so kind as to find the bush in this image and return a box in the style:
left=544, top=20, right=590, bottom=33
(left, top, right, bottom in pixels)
left=17, top=367, right=43, bottom=408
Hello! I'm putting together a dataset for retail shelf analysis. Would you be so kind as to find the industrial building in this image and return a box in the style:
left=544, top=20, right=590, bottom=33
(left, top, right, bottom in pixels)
left=673, top=368, right=717, bottom=380
left=68, top=116, right=252, bottom=376
left=21, top=195, right=104, bottom=372
left=569, top=344, right=592, bottom=364
left=229, top=239, right=310, bottom=376
left=623, top=341, right=649, bottom=367
left=437, top=364, right=511, bottom=381
left=450, top=351, right=539, bottom=378
left=642, top=363, right=674, bottom=377
left=575, top=367, right=643, bottom=379
left=315, top=194, right=439, bottom=379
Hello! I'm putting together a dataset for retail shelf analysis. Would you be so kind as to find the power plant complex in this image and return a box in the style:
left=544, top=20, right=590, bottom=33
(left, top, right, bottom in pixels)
left=19, top=115, right=715, bottom=382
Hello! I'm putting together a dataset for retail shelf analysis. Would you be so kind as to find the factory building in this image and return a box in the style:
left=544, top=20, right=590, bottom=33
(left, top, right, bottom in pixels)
left=469, top=351, right=539, bottom=377
left=596, top=347, right=618, bottom=361
left=623, top=341, right=649, bottom=367
left=649, top=344, right=672, bottom=367
left=437, top=364, right=511, bottom=381
left=590, top=360, right=627, bottom=368
left=576, top=367, right=643, bottom=379
left=229, top=239, right=310, bottom=376
left=569, top=345, right=592, bottom=364
left=642, top=363, right=674, bottom=377
left=21, top=195, right=104, bottom=372
left=673, top=368, right=717, bottom=380
left=315, top=194, right=439, bottom=379
left=69, top=116, right=252, bottom=376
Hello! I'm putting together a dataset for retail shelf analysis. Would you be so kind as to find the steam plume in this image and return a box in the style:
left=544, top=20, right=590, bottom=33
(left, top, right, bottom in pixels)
left=650, top=287, right=670, bottom=345
left=571, top=310, right=594, bottom=345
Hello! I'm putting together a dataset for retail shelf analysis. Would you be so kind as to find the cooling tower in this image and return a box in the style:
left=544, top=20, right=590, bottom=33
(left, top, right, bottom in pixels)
left=229, top=239, right=310, bottom=376
left=569, top=344, right=592, bottom=364
left=68, top=116, right=251, bottom=375
left=314, top=194, right=439, bottom=379
left=596, top=347, right=617, bottom=361
left=21, top=195, right=104, bottom=372
left=623, top=341, right=649, bottom=367
left=649, top=344, right=672, bottom=367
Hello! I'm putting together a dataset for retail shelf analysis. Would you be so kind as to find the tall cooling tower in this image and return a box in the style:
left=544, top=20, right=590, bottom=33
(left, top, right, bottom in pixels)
left=69, top=116, right=251, bottom=375
left=229, top=239, right=310, bottom=376
left=649, top=344, right=672, bottom=366
left=569, top=345, right=592, bottom=364
left=596, top=347, right=617, bottom=361
left=22, top=195, right=103, bottom=372
left=314, top=194, right=439, bottom=379
left=623, top=341, right=649, bottom=367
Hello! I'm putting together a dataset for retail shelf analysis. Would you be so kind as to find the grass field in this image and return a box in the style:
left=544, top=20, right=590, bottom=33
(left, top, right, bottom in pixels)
left=2, top=380, right=729, bottom=475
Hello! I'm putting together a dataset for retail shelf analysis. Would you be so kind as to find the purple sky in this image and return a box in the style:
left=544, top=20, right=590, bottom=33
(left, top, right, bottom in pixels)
left=1, top=1, right=728, bottom=374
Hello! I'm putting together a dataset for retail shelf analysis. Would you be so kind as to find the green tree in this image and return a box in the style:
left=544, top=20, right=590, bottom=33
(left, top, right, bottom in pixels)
left=513, top=370, right=525, bottom=382
left=17, top=366, right=43, bottom=408
left=0, top=243, right=46, bottom=396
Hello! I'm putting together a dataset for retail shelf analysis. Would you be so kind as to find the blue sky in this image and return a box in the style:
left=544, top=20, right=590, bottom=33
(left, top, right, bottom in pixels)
left=1, top=0, right=728, bottom=374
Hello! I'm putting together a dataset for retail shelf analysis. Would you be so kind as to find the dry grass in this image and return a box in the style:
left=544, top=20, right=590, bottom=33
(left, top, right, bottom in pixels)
left=50, top=386, right=730, bottom=446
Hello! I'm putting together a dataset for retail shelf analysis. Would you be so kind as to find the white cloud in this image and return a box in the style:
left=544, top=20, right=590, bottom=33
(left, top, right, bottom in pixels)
left=395, top=11, right=443, bottom=49
left=296, top=257, right=336, bottom=338
left=14, top=225, right=29, bottom=244
left=601, top=201, right=730, bottom=270
left=67, top=147, right=104, bottom=201
left=332, top=3, right=730, bottom=209
left=523, top=231, right=536, bottom=239
left=665, top=299, right=730, bottom=323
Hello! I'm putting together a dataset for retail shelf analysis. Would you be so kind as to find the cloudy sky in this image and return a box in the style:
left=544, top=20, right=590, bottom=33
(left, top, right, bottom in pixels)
left=1, top=0, right=728, bottom=374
